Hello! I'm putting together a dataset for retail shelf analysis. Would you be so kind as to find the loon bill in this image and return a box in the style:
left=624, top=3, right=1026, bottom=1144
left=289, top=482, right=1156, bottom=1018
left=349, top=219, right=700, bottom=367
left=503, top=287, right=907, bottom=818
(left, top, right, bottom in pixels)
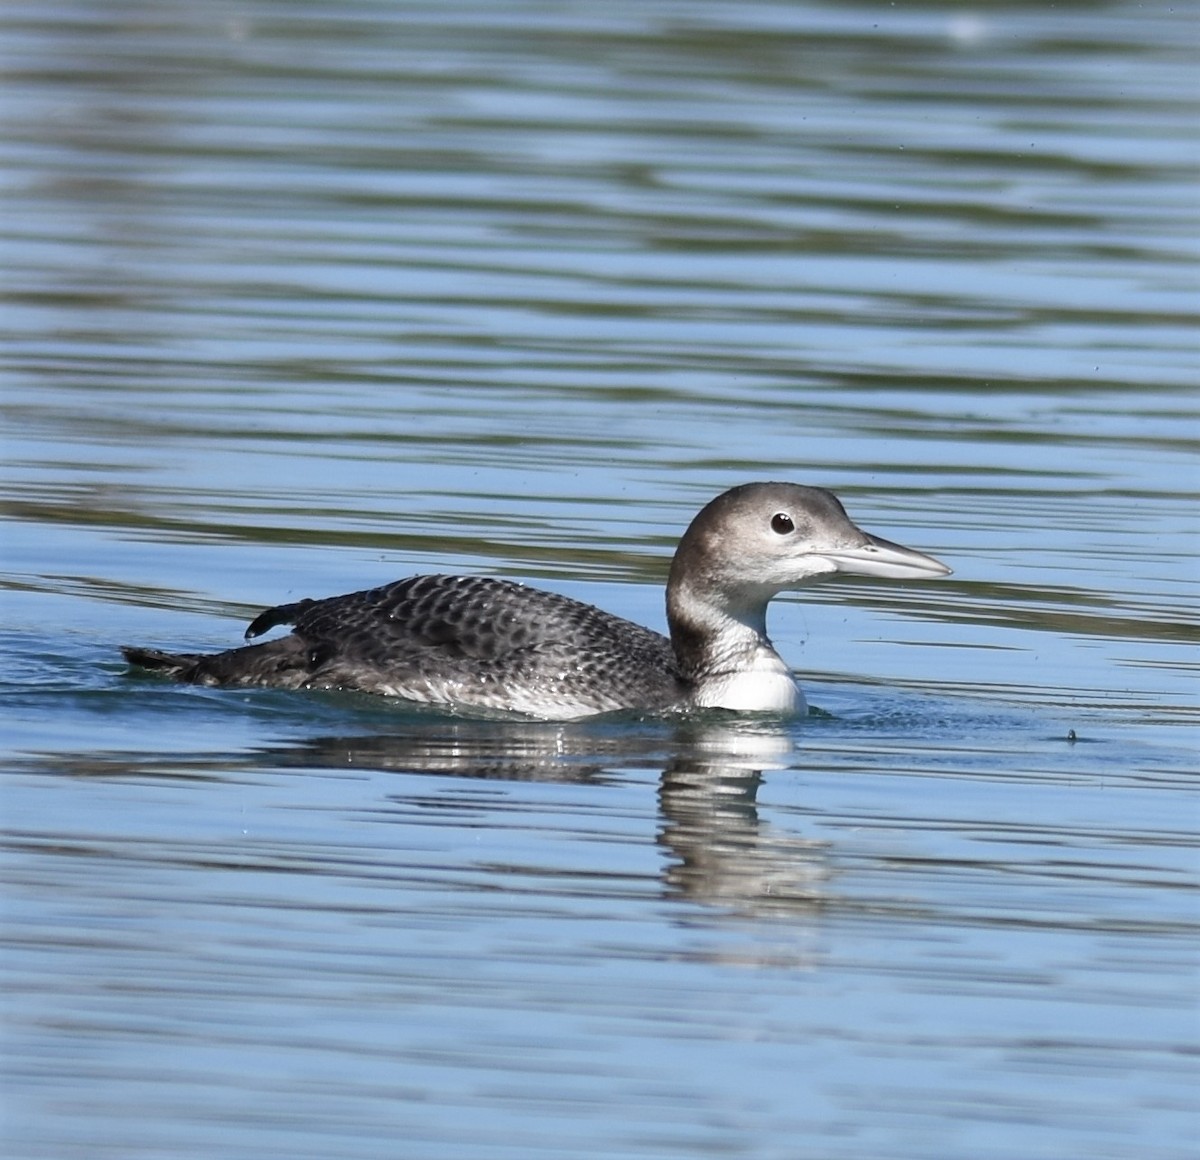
left=121, top=482, right=951, bottom=719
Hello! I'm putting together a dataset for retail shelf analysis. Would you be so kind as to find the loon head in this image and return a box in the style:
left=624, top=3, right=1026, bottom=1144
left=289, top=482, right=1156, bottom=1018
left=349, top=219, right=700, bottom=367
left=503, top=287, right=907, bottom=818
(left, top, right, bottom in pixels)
left=667, top=481, right=951, bottom=629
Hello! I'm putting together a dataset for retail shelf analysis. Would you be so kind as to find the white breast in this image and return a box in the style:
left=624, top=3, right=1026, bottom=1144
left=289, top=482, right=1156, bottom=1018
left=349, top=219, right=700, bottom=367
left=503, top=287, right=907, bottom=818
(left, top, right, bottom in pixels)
left=691, top=648, right=805, bottom=714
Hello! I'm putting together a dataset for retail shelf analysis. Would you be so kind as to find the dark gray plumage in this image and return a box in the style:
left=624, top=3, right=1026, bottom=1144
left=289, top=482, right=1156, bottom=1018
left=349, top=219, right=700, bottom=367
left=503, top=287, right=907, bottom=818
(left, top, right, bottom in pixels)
left=124, top=575, right=683, bottom=716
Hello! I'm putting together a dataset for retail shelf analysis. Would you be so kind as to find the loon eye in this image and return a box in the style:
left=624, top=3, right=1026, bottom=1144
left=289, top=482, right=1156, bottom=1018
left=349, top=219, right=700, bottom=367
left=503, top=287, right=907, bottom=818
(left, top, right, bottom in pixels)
left=770, top=512, right=795, bottom=535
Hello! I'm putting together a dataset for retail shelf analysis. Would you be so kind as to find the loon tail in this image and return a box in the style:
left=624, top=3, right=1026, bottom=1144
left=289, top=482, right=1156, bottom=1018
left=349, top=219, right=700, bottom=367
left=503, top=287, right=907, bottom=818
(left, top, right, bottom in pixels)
left=121, top=636, right=315, bottom=687
left=121, top=646, right=203, bottom=678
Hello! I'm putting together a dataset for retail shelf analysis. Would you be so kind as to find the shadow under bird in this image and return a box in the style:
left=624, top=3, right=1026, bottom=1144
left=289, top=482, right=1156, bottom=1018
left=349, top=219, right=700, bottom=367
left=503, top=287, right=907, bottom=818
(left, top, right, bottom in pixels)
left=121, top=482, right=951, bottom=719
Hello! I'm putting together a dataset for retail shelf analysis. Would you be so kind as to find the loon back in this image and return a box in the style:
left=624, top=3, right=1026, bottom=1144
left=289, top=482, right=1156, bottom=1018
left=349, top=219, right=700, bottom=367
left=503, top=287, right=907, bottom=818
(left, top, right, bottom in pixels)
left=123, top=574, right=685, bottom=718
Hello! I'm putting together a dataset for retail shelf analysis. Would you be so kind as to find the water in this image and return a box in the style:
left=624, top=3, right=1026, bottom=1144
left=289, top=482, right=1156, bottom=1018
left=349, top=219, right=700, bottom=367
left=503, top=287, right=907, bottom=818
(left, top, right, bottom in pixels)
left=2, top=1, right=1197, bottom=1158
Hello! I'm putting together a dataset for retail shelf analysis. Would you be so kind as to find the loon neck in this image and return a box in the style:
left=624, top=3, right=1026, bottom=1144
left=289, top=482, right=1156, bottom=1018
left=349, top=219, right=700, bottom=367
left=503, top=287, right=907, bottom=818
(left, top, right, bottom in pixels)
left=665, top=577, right=800, bottom=712
left=667, top=580, right=769, bottom=677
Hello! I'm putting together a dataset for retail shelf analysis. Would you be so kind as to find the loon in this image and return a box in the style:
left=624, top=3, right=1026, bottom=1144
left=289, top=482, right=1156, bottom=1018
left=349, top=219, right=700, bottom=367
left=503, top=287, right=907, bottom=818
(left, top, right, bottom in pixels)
left=121, top=482, right=950, bottom=719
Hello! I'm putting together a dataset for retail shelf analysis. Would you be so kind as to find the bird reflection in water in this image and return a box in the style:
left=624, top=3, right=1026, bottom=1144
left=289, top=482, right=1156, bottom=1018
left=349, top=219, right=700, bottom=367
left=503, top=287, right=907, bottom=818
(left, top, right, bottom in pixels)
left=256, top=716, right=829, bottom=919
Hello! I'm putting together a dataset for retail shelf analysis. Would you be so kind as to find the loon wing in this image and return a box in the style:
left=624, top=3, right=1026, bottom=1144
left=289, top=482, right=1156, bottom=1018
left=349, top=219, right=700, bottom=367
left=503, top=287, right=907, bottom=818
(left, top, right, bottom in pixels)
left=247, top=574, right=673, bottom=667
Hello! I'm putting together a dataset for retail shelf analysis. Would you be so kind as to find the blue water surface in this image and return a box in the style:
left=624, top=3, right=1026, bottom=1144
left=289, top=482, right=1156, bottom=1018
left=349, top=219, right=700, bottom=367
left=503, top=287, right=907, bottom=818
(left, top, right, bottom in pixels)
left=2, top=2, right=1197, bottom=1158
